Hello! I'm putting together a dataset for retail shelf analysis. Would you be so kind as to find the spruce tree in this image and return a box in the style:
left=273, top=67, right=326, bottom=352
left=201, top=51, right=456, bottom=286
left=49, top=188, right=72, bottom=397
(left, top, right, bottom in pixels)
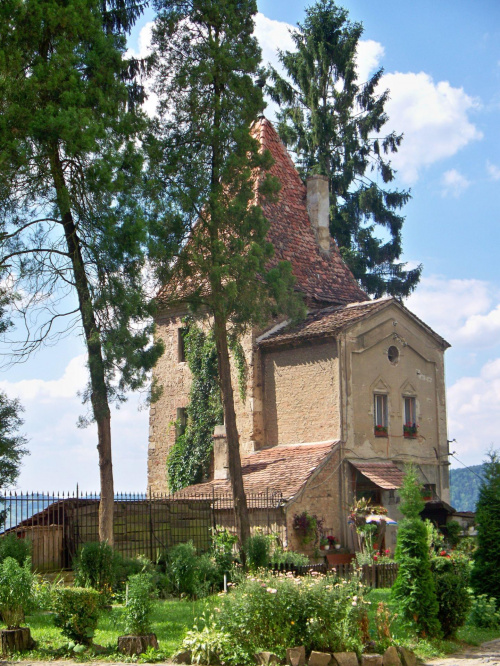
left=471, top=451, right=500, bottom=602
left=149, top=0, right=304, bottom=546
left=392, top=466, right=441, bottom=637
left=268, top=0, right=421, bottom=298
left=0, top=0, right=164, bottom=543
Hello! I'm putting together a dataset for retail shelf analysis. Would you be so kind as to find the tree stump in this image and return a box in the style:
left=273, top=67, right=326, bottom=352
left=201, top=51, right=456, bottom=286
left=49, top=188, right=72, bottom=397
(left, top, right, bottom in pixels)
left=117, top=634, right=159, bottom=656
left=0, top=627, right=35, bottom=654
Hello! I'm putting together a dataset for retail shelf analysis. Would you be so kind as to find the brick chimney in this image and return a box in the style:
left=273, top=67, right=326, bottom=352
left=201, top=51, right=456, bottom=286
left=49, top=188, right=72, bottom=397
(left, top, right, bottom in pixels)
left=306, top=174, right=330, bottom=252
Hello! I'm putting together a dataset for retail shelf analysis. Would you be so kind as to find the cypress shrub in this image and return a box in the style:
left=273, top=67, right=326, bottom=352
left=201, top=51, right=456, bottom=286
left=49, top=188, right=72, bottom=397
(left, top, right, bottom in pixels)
left=431, top=553, right=471, bottom=637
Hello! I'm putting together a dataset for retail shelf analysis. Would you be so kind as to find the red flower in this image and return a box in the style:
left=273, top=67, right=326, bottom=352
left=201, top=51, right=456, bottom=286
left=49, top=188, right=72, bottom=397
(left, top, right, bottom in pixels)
left=440, top=550, right=447, bottom=556
left=373, top=554, right=378, bottom=561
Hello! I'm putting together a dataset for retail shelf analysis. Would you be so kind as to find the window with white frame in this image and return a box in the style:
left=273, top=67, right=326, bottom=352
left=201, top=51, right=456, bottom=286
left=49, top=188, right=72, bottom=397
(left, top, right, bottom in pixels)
left=374, top=394, right=388, bottom=429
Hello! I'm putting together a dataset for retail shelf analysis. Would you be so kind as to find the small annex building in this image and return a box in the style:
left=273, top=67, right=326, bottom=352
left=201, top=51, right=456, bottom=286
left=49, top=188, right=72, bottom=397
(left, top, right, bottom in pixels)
left=147, top=117, right=451, bottom=553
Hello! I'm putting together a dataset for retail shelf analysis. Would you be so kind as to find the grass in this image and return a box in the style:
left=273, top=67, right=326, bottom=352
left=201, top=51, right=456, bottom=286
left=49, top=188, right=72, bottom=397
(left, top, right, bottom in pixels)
left=365, top=588, right=500, bottom=661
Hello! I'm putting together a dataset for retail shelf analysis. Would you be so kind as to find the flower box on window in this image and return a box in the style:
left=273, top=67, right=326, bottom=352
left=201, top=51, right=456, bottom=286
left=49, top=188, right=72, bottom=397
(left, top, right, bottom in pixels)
left=374, top=425, right=388, bottom=437
left=403, top=423, right=418, bottom=438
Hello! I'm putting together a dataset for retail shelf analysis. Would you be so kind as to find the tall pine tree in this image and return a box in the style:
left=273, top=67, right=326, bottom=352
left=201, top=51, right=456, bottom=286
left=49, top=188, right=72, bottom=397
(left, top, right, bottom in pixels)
left=0, top=0, right=164, bottom=543
left=149, top=0, right=304, bottom=546
left=268, top=0, right=421, bottom=298
left=471, top=451, right=500, bottom=602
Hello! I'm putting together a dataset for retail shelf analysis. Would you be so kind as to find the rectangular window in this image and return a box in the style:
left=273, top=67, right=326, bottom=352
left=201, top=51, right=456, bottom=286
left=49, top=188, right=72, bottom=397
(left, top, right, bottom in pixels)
left=404, top=396, right=416, bottom=426
left=177, top=328, right=186, bottom=363
left=176, top=407, right=187, bottom=438
left=374, top=394, right=388, bottom=427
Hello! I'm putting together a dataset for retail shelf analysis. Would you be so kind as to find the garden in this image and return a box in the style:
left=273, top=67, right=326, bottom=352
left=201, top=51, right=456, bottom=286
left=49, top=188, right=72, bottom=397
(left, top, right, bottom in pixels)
left=1, top=460, right=500, bottom=664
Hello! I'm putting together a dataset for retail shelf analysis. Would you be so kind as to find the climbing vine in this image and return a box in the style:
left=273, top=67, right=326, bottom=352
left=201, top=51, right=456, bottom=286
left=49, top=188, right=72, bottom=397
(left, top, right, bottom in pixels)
left=167, top=322, right=223, bottom=492
left=166, top=321, right=249, bottom=491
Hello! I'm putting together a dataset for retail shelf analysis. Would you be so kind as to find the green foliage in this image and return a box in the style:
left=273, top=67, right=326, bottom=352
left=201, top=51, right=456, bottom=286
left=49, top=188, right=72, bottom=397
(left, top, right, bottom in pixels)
left=0, top=556, right=35, bottom=628
left=292, top=511, right=324, bottom=546
left=167, top=324, right=223, bottom=491
left=444, top=520, right=462, bottom=549
left=267, top=0, right=420, bottom=298
left=74, top=542, right=116, bottom=595
left=392, top=467, right=440, bottom=638
left=245, top=534, right=270, bottom=570
left=125, top=572, right=155, bottom=635
left=52, top=587, right=101, bottom=645
left=270, top=549, right=309, bottom=567
left=183, top=614, right=240, bottom=666
left=471, top=450, right=500, bottom=602
left=162, top=542, right=203, bottom=599
left=430, top=553, right=471, bottom=637
left=184, top=574, right=365, bottom=664
left=0, top=393, right=28, bottom=508
left=450, top=465, right=484, bottom=511
left=467, top=594, right=500, bottom=629
left=0, top=533, right=31, bottom=565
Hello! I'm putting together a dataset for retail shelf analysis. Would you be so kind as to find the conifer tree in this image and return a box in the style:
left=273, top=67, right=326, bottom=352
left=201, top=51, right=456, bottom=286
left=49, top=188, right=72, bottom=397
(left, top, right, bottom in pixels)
left=392, top=465, right=441, bottom=637
left=0, top=0, right=164, bottom=543
left=268, top=0, right=421, bottom=298
left=149, top=0, right=304, bottom=546
left=471, top=451, right=500, bottom=602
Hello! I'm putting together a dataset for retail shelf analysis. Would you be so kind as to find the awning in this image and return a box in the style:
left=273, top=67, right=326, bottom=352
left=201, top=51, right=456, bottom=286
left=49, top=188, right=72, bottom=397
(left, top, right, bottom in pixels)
left=350, top=462, right=405, bottom=490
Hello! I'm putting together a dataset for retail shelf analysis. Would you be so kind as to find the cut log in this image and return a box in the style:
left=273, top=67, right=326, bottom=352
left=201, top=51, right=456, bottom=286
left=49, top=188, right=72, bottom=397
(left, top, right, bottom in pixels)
left=0, top=627, right=35, bottom=655
left=117, top=634, right=159, bottom=656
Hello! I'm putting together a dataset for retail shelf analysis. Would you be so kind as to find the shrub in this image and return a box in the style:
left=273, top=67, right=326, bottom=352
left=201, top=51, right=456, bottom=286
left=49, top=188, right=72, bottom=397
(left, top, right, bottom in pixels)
left=444, top=520, right=462, bottom=549
left=125, top=572, right=155, bottom=635
left=52, top=587, right=101, bottom=645
left=163, top=541, right=200, bottom=598
left=392, top=466, right=440, bottom=638
left=467, top=594, right=500, bottom=628
left=0, top=534, right=31, bottom=566
left=183, top=573, right=365, bottom=664
left=245, top=534, right=270, bottom=570
left=471, top=450, right=500, bottom=603
left=115, top=554, right=156, bottom=593
left=292, top=511, right=323, bottom=546
left=430, top=552, right=471, bottom=637
left=74, top=541, right=116, bottom=594
left=270, top=549, right=309, bottom=567
left=0, top=556, right=35, bottom=628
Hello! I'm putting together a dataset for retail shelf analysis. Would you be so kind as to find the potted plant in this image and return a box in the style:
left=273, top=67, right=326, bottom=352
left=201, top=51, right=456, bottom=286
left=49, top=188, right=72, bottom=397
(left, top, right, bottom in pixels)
left=319, top=537, right=329, bottom=551
left=292, top=511, right=324, bottom=547
left=403, top=423, right=418, bottom=438
left=0, top=557, right=36, bottom=654
left=118, top=572, right=158, bottom=656
left=374, top=424, right=388, bottom=437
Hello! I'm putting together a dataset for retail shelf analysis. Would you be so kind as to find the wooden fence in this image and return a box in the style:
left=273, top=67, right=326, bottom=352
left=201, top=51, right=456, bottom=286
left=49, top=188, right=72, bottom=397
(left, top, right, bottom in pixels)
left=330, top=562, right=399, bottom=588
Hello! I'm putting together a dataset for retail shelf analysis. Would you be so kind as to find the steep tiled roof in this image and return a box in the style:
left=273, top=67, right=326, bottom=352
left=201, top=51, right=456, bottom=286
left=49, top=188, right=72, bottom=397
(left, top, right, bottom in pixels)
left=253, top=118, right=367, bottom=306
left=158, top=118, right=367, bottom=307
left=174, top=441, right=339, bottom=501
left=350, top=462, right=405, bottom=490
left=259, top=298, right=389, bottom=347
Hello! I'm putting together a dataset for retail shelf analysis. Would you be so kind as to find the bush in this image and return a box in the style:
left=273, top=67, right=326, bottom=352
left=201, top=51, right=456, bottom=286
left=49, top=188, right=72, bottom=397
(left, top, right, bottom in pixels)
left=52, top=587, right=101, bottom=645
left=270, top=549, right=309, bottom=567
left=183, top=573, right=365, bottom=664
left=245, top=534, right=270, bottom=570
left=467, top=594, right=500, bottom=628
left=0, top=556, right=35, bottom=628
left=74, top=541, right=116, bottom=594
left=0, top=534, right=31, bottom=566
left=125, top=572, right=155, bottom=635
left=444, top=520, right=462, bottom=549
left=430, top=553, right=471, bottom=637
left=115, top=554, right=156, bottom=593
left=163, top=541, right=201, bottom=598
left=392, top=466, right=440, bottom=638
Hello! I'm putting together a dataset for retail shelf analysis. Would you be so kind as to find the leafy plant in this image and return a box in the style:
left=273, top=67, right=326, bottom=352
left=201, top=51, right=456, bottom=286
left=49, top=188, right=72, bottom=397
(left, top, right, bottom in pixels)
left=52, top=587, right=101, bottom=645
left=74, top=541, right=116, bottom=602
left=183, top=613, right=239, bottom=666
left=270, top=549, right=309, bottom=567
left=245, top=534, right=271, bottom=570
left=375, top=601, right=397, bottom=651
left=467, top=594, right=500, bottom=629
left=163, top=541, right=202, bottom=599
left=125, top=572, right=155, bottom=635
left=0, top=556, right=35, bottom=628
left=292, top=511, right=324, bottom=546
left=0, top=533, right=31, bottom=565
left=444, top=520, right=462, bottom=549
left=430, top=552, right=471, bottom=637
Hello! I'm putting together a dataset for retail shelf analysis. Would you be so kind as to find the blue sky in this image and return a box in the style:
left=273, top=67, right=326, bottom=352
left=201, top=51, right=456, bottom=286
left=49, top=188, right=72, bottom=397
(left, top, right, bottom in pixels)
left=2, top=1, right=499, bottom=490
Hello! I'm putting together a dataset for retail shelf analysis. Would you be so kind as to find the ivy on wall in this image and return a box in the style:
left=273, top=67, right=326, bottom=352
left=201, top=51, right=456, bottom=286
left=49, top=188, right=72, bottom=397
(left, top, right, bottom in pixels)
left=167, top=322, right=223, bottom=492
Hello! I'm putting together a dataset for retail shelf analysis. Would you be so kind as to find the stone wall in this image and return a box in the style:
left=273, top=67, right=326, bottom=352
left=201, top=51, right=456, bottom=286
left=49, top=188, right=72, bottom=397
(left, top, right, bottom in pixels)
left=262, top=341, right=340, bottom=447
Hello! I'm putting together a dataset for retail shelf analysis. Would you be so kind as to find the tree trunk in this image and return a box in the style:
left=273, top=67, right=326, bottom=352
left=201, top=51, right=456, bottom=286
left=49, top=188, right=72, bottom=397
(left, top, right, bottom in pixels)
left=49, top=147, right=114, bottom=545
left=0, top=627, right=35, bottom=654
left=118, top=634, right=158, bottom=656
left=213, top=313, right=251, bottom=548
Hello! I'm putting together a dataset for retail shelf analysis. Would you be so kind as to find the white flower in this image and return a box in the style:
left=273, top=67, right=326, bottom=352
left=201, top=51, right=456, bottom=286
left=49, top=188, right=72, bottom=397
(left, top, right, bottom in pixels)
left=352, top=601, right=357, bottom=606
left=266, top=587, right=277, bottom=594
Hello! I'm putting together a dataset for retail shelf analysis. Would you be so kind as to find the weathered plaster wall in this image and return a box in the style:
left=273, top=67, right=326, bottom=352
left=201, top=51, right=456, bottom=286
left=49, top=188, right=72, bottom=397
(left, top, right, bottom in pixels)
left=262, top=341, right=340, bottom=447
left=285, top=447, right=342, bottom=554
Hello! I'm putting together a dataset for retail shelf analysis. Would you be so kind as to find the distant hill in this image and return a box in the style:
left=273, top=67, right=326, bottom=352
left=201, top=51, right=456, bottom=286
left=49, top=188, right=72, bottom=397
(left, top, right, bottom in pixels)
left=450, top=464, right=484, bottom=512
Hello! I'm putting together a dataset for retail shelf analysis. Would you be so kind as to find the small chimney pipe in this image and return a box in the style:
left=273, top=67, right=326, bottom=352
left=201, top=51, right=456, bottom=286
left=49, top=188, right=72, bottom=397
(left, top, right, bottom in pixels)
left=306, top=174, right=330, bottom=252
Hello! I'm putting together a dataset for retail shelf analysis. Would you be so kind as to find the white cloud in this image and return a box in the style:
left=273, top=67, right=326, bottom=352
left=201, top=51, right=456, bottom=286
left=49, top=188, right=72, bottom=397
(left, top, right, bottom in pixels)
left=254, top=12, right=296, bottom=72
left=441, top=169, right=471, bottom=198
left=379, top=72, right=482, bottom=183
left=454, top=304, right=500, bottom=348
left=0, top=355, right=149, bottom=491
left=356, top=40, right=385, bottom=83
left=487, top=161, right=500, bottom=181
left=125, top=21, right=157, bottom=118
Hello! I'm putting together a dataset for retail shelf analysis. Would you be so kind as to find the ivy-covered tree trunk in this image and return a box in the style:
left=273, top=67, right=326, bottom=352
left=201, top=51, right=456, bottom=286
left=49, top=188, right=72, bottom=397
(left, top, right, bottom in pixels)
left=213, top=313, right=251, bottom=547
left=49, top=146, right=114, bottom=545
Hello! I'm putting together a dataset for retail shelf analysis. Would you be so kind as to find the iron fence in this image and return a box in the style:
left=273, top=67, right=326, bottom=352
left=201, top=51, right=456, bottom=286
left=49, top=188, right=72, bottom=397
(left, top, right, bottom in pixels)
left=0, top=489, right=287, bottom=573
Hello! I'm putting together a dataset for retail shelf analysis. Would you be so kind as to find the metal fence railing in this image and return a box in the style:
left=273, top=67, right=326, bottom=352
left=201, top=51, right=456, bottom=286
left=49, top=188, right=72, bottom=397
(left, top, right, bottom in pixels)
left=0, top=490, right=287, bottom=573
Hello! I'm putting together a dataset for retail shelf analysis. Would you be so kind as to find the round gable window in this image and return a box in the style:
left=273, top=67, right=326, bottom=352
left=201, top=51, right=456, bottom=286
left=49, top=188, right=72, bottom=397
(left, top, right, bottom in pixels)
left=388, top=345, right=399, bottom=365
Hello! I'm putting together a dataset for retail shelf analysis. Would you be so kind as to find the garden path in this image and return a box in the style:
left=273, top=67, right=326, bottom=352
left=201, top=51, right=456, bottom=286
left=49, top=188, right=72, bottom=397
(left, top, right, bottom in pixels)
left=424, top=639, right=500, bottom=666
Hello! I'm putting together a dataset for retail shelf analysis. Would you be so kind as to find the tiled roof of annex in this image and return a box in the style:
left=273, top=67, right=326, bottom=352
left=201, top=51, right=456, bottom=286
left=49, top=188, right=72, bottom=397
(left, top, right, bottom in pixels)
left=174, top=441, right=339, bottom=501
left=158, top=118, right=367, bottom=307
left=350, top=462, right=406, bottom=490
